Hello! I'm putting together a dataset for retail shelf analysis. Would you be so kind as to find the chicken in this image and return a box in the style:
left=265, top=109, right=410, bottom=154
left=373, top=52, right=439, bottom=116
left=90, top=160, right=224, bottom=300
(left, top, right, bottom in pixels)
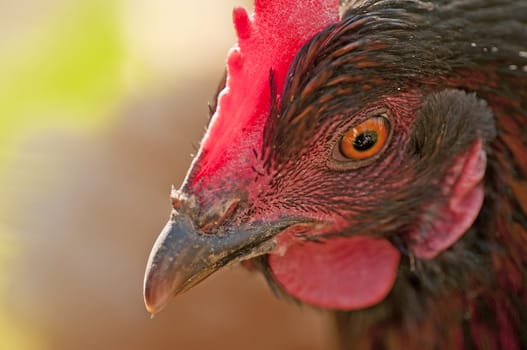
left=143, top=0, right=527, bottom=349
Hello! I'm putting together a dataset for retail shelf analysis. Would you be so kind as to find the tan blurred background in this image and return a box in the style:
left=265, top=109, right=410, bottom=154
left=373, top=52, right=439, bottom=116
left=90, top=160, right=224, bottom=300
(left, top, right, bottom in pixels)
left=0, top=1, right=335, bottom=349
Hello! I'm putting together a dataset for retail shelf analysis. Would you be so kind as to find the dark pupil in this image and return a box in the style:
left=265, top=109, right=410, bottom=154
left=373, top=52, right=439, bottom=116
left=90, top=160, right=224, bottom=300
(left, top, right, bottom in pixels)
left=353, top=131, right=378, bottom=151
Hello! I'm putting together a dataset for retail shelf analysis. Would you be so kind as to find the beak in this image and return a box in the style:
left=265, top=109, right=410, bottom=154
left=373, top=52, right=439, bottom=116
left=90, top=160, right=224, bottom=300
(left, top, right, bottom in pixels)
left=143, top=207, right=297, bottom=314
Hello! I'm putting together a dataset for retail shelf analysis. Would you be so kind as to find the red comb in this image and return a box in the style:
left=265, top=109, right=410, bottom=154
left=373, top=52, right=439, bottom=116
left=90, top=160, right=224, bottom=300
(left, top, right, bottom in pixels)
left=191, top=0, right=339, bottom=186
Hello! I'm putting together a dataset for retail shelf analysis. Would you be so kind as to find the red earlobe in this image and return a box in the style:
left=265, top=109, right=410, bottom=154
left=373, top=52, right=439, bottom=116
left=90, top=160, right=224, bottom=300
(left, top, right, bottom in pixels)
left=409, top=139, right=487, bottom=259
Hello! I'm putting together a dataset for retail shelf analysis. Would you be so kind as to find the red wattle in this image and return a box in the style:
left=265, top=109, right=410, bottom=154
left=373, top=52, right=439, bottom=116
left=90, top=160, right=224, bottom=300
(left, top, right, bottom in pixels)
left=269, top=236, right=401, bottom=310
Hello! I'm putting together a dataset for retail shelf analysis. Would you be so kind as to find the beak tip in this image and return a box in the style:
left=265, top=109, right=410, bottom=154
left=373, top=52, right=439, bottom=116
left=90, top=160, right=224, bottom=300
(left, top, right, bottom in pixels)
left=143, top=285, right=166, bottom=315
left=144, top=300, right=162, bottom=315
left=143, top=271, right=172, bottom=315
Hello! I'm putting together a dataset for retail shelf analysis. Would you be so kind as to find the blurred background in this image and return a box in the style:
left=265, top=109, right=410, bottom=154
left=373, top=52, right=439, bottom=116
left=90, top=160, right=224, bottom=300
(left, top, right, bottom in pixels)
left=0, top=1, right=335, bottom=349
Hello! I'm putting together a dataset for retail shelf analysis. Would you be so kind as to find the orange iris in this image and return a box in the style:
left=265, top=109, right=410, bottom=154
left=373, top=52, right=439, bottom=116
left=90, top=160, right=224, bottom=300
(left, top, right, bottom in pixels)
left=340, top=116, right=389, bottom=160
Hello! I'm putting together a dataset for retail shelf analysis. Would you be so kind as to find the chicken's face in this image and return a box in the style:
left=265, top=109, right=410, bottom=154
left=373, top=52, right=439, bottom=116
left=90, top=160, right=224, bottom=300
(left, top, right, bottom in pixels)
left=143, top=0, right=496, bottom=314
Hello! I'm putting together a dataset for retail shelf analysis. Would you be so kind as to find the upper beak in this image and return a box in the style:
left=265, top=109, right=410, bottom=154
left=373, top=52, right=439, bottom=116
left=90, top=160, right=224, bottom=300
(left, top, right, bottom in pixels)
left=143, top=206, right=297, bottom=314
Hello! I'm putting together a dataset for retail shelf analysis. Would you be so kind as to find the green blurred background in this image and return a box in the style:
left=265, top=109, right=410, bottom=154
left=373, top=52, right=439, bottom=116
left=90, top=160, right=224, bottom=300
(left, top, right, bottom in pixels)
left=0, top=1, right=332, bottom=349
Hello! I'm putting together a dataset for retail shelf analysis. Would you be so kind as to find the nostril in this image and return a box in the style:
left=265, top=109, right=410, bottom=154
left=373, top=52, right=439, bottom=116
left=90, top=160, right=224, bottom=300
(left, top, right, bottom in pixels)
left=221, top=199, right=240, bottom=224
left=199, top=199, right=241, bottom=234
left=170, top=187, right=199, bottom=217
left=171, top=190, right=183, bottom=210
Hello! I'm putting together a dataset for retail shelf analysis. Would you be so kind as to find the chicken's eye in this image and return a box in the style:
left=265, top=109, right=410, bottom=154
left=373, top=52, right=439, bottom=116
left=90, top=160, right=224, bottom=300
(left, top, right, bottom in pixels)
left=339, top=116, right=389, bottom=160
